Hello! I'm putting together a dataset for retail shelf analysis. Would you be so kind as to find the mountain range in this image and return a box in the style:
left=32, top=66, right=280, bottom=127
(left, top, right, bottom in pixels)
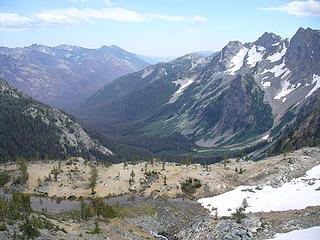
left=0, top=27, right=319, bottom=161
left=0, top=44, right=149, bottom=109
left=76, top=27, right=320, bottom=159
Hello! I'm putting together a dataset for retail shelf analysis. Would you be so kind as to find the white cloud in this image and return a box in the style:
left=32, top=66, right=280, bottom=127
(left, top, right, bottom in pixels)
left=0, top=6, right=207, bottom=31
left=149, top=14, right=207, bottom=23
left=191, top=16, right=207, bottom=24
left=0, top=12, right=35, bottom=31
left=149, top=14, right=186, bottom=22
left=36, top=7, right=146, bottom=24
left=68, top=0, right=89, bottom=3
left=68, top=0, right=113, bottom=5
left=262, top=0, right=320, bottom=16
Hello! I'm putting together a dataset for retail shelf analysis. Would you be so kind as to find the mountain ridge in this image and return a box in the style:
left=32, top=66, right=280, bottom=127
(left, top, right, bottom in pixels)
left=0, top=44, right=149, bottom=109
left=0, top=78, right=114, bottom=161
left=76, top=27, right=320, bottom=158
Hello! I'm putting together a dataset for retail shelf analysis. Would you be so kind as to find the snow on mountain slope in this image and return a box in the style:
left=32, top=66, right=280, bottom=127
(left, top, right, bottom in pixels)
left=266, top=42, right=287, bottom=62
left=246, top=45, right=265, bottom=67
left=226, top=46, right=248, bottom=75
left=198, top=164, right=320, bottom=216
left=169, top=77, right=195, bottom=103
left=306, top=74, right=320, bottom=98
left=267, top=226, right=320, bottom=240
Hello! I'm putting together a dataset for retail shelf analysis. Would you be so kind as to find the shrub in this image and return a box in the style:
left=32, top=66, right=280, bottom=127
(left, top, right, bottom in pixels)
left=181, top=178, right=202, bottom=195
left=20, top=217, right=41, bottom=239
left=92, top=219, right=101, bottom=234
left=232, top=207, right=246, bottom=223
left=232, top=198, right=248, bottom=223
left=0, top=223, right=6, bottom=231
left=0, top=171, right=10, bottom=187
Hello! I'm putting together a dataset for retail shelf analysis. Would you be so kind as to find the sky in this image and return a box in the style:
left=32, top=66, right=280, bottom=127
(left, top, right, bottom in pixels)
left=0, top=0, right=320, bottom=57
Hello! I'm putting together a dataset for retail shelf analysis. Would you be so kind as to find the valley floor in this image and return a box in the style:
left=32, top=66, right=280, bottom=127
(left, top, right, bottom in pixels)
left=1, top=148, right=319, bottom=199
left=0, top=147, right=319, bottom=239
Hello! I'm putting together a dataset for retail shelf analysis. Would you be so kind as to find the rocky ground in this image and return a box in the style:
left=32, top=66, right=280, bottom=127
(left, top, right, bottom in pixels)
left=0, top=147, right=319, bottom=239
left=176, top=206, right=320, bottom=240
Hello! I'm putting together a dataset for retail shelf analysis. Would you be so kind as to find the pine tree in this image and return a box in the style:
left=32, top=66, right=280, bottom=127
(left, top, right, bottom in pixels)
left=144, top=162, right=148, bottom=174
left=89, top=165, right=98, bottom=195
left=17, top=157, right=29, bottom=183
left=130, top=170, right=135, bottom=183
left=223, top=155, right=229, bottom=169
left=123, top=162, right=128, bottom=169
left=162, top=161, right=166, bottom=171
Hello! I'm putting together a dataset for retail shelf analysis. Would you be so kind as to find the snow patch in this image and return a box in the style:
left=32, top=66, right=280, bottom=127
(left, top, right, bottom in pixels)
left=305, top=74, right=320, bottom=98
left=190, top=56, right=206, bottom=70
left=262, top=81, right=271, bottom=88
left=267, top=226, right=320, bottom=240
left=267, top=43, right=287, bottom=62
left=262, top=62, right=291, bottom=78
left=198, top=165, right=320, bottom=217
left=246, top=45, right=264, bottom=67
left=274, top=80, right=300, bottom=100
left=141, top=68, right=154, bottom=78
left=226, top=47, right=248, bottom=75
left=169, top=78, right=194, bottom=103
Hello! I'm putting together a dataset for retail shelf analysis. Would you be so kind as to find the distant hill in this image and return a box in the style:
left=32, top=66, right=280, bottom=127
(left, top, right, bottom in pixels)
left=0, top=44, right=149, bottom=109
left=137, top=54, right=176, bottom=64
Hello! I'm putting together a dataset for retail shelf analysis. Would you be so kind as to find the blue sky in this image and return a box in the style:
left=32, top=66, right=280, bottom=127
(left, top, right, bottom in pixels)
left=0, top=0, right=320, bottom=57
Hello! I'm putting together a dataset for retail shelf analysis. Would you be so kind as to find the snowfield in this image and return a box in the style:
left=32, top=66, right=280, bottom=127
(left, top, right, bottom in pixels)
left=267, top=226, right=320, bottom=240
left=226, top=47, right=248, bottom=75
left=169, top=78, right=194, bottom=103
left=198, top=165, right=320, bottom=217
left=306, top=74, right=320, bottom=98
left=274, top=80, right=300, bottom=100
left=246, top=45, right=264, bottom=67
left=267, top=43, right=287, bottom=63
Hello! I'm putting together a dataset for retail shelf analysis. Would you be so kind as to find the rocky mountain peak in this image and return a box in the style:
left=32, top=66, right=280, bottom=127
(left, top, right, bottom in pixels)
left=174, top=53, right=205, bottom=63
left=285, top=27, right=320, bottom=77
left=109, top=45, right=122, bottom=50
left=54, top=44, right=80, bottom=51
left=27, top=44, right=54, bottom=55
left=222, top=41, right=243, bottom=52
left=255, top=32, right=282, bottom=48
left=290, top=27, right=320, bottom=47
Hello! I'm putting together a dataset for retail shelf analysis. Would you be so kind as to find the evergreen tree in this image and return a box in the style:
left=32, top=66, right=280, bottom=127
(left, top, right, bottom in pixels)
left=164, top=175, right=167, bottom=186
left=16, top=157, right=29, bottom=184
left=89, top=165, right=98, bottom=195
left=162, top=161, right=166, bottom=171
left=130, top=170, right=135, bottom=183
